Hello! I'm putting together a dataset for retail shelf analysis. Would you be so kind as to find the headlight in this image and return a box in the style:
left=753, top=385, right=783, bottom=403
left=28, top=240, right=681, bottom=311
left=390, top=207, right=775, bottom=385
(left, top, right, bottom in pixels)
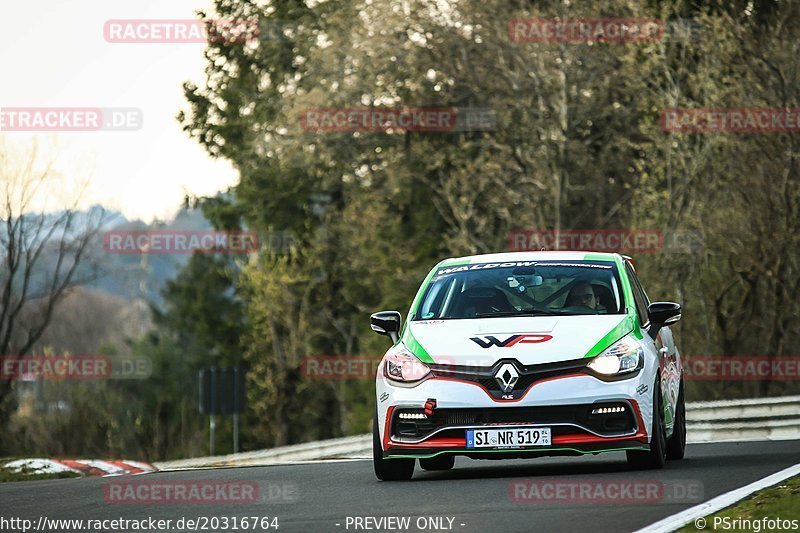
left=383, top=348, right=431, bottom=383
left=587, top=335, right=643, bottom=376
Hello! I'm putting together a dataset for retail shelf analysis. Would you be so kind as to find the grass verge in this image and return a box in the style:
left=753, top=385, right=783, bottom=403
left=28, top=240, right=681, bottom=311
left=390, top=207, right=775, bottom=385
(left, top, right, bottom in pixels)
left=680, top=474, right=800, bottom=531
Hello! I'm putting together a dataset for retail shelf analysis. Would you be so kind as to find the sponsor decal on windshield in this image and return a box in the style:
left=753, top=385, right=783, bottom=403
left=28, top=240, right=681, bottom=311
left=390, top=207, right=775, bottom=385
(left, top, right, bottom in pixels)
left=436, top=261, right=612, bottom=277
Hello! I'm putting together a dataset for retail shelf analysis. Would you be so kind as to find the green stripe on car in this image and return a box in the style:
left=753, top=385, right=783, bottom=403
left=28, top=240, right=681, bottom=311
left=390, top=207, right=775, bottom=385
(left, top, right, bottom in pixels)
left=582, top=315, right=635, bottom=358
left=402, top=327, right=435, bottom=364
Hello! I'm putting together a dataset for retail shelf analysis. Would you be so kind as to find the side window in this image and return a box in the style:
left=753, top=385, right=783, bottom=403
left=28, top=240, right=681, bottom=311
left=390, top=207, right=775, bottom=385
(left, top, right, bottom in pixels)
left=625, top=263, right=650, bottom=326
left=630, top=268, right=651, bottom=307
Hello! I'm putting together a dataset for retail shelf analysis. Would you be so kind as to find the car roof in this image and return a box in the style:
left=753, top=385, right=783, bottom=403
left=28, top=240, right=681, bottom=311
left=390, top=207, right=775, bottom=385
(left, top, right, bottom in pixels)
left=439, top=251, right=622, bottom=265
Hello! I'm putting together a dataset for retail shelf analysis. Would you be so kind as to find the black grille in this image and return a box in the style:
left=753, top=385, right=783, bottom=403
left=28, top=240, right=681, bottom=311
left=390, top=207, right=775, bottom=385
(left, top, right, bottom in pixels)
left=429, top=358, right=588, bottom=400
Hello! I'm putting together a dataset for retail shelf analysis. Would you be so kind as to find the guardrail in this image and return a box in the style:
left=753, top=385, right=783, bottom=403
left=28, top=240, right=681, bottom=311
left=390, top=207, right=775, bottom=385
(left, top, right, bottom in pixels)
left=155, top=395, right=800, bottom=470
left=154, top=434, right=371, bottom=470
left=686, top=394, right=800, bottom=443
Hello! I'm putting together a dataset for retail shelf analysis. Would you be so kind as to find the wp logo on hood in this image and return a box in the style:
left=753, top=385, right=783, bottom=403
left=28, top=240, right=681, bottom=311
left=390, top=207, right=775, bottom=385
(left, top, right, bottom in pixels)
left=470, top=334, right=553, bottom=348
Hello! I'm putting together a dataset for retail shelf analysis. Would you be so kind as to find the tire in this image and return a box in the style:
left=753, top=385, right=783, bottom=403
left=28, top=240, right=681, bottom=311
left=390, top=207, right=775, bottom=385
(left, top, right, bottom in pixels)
left=419, top=455, right=455, bottom=471
left=627, top=377, right=667, bottom=470
left=666, top=380, right=686, bottom=460
left=373, top=412, right=415, bottom=481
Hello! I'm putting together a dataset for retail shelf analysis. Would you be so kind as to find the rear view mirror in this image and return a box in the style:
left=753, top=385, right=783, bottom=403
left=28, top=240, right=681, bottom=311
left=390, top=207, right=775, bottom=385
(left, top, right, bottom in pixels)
left=507, top=274, right=543, bottom=292
left=647, top=302, right=681, bottom=338
left=370, top=311, right=402, bottom=344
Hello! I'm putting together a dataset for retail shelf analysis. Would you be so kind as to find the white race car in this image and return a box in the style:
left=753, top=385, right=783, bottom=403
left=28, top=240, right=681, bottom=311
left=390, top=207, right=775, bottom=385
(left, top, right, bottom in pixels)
left=370, top=251, right=685, bottom=480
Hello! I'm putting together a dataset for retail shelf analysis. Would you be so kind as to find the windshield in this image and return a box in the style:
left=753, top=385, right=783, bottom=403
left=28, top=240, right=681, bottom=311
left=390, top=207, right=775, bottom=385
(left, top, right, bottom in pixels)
left=414, top=260, right=625, bottom=320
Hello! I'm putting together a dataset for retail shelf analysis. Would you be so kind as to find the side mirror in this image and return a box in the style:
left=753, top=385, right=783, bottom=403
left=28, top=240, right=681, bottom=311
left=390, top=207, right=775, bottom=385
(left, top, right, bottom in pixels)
left=370, top=311, right=402, bottom=344
left=647, top=302, right=681, bottom=338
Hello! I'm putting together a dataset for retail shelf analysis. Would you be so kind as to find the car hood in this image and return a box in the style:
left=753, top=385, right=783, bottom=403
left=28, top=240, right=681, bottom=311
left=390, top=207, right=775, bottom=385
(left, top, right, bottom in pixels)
left=405, top=314, right=634, bottom=367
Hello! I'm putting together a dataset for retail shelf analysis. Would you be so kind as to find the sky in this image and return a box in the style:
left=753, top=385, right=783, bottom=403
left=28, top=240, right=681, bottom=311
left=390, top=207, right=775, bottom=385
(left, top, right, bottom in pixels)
left=0, top=0, right=239, bottom=222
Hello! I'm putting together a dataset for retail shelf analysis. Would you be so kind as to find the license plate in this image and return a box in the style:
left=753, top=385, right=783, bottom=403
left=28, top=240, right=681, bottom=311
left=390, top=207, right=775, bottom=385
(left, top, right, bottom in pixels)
left=466, top=427, right=551, bottom=448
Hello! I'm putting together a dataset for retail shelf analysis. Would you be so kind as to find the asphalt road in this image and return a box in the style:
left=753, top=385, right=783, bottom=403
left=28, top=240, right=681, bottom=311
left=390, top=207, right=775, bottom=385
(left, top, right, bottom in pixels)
left=1, top=440, right=799, bottom=533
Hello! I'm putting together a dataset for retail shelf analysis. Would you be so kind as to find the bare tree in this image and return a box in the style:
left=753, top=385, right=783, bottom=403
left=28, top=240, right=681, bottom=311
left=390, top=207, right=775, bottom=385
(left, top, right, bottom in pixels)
left=0, top=138, right=106, bottom=414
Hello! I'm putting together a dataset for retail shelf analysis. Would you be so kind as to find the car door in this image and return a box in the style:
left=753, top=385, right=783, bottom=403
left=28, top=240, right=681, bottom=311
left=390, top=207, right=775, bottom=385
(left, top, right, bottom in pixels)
left=624, top=261, right=679, bottom=433
left=655, top=325, right=682, bottom=426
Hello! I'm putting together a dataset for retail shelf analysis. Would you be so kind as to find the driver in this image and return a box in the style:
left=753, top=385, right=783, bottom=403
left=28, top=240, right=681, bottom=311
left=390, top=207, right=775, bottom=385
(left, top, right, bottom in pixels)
left=565, top=282, right=598, bottom=309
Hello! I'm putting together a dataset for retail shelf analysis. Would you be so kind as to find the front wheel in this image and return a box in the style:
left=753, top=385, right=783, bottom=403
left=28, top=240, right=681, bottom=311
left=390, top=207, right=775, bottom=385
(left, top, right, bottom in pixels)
left=666, top=380, right=686, bottom=460
left=373, top=412, right=415, bottom=481
left=627, top=377, right=667, bottom=470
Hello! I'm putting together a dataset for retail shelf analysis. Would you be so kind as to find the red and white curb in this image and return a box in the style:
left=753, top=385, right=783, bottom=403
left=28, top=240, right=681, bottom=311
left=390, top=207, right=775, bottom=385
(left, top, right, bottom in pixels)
left=3, top=458, right=157, bottom=477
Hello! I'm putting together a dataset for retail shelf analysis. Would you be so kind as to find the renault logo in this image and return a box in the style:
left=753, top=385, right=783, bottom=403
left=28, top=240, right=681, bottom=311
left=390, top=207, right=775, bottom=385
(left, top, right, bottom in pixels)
left=495, top=363, right=519, bottom=393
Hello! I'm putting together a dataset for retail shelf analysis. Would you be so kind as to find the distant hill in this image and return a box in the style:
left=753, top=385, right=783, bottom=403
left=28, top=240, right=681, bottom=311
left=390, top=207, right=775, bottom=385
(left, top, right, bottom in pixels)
left=28, top=205, right=214, bottom=309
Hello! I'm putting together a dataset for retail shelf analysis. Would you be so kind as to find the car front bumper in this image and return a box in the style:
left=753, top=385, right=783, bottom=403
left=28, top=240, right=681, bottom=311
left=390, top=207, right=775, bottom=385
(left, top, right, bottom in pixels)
left=376, top=367, right=655, bottom=460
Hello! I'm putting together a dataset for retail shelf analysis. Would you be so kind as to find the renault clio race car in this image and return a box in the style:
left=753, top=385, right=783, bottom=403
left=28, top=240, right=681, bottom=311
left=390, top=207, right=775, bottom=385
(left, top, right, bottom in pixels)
left=370, top=252, right=685, bottom=481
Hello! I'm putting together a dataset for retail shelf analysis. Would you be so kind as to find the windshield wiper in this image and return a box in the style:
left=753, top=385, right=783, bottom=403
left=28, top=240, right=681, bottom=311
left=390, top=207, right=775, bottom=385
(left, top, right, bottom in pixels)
left=474, top=308, right=580, bottom=318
